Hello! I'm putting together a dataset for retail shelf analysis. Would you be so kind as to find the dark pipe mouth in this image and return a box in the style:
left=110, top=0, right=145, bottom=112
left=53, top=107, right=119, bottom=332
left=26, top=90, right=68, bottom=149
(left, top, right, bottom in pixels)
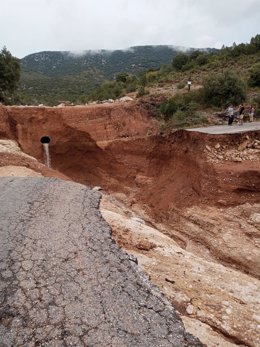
left=40, top=136, right=51, bottom=144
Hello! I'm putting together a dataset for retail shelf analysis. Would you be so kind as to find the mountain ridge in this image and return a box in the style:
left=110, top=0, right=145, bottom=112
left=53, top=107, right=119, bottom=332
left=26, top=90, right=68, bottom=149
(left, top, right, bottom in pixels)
left=19, top=44, right=216, bottom=105
left=21, top=45, right=189, bottom=77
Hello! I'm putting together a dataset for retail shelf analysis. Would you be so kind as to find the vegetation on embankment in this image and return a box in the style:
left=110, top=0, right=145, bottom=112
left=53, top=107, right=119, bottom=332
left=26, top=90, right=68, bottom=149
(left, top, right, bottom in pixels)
left=138, top=35, right=260, bottom=128
left=86, top=35, right=260, bottom=130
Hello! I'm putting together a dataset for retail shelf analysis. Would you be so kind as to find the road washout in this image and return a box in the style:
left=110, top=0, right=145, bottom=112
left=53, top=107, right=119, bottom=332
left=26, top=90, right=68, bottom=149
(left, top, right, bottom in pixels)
left=0, top=103, right=259, bottom=346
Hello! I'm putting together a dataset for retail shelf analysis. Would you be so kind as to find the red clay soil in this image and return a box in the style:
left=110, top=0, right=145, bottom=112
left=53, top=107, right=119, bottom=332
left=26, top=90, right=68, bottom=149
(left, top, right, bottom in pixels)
left=0, top=104, right=259, bottom=224
left=0, top=152, right=70, bottom=181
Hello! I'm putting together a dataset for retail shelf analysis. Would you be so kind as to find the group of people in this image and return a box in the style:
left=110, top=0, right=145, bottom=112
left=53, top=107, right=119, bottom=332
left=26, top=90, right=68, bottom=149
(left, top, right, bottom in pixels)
left=227, top=103, right=255, bottom=125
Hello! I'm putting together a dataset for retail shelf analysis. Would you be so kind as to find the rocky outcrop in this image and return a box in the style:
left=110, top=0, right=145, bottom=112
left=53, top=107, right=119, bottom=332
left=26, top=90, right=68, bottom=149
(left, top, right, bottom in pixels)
left=205, top=138, right=260, bottom=163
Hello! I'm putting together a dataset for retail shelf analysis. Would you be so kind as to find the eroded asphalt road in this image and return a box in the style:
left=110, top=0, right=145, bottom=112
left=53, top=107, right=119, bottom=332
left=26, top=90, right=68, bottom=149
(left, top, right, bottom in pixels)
left=0, top=178, right=202, bottom=347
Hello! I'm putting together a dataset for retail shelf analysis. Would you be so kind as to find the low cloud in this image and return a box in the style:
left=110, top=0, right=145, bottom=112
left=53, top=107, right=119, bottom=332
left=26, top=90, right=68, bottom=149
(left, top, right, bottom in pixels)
left=0, top=0, right=259, bottom=57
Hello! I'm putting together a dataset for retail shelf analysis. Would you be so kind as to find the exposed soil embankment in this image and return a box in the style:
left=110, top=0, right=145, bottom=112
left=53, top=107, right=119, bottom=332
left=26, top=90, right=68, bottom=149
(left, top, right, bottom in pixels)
left=1, top=104, right=258, bottom=208
left=0, top=103, right=260, bottom=346
left=0, top=103, right=259, bottom=253
left=0, top=103, right=157, bottom=185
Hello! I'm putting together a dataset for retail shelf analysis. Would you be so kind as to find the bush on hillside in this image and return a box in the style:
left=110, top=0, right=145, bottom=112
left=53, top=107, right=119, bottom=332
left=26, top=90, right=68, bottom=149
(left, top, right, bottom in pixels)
left=248, top=62, right=260, bottom=87
left=159, top=92, right=207, bottom=127
left=172, top=110, right=208, bottom=127
left=202, top=71, right=246, bottom=107
left=116, top=72, right=131, bottom=83
left=147, top=70, right=160, bottom=83
left=175, top=89, right=204, bottom=105
left=177, top=82, right=185, bottom=89
left=89, top=81, right=124, bottom=101
left=159, top=98, right=178, bottom=118
left=251, top=95, right=260, bottom=117
left=196, top=53, right=209, bottom=66
left=137, top=86, right=149, bottom=97
left=172, top=53, right=189, bottom=71
left=182, top=60, right=196, bottom=71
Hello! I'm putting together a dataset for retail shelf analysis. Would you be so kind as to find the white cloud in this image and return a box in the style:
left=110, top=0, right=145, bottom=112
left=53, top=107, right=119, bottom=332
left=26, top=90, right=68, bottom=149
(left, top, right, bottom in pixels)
left=0, top=0, right=259, bottom=57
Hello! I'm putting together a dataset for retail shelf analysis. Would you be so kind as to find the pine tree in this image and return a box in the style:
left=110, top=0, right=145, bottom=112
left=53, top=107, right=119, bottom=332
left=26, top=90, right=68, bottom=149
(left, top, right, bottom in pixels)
left=0, top=47, right=20, bottom=103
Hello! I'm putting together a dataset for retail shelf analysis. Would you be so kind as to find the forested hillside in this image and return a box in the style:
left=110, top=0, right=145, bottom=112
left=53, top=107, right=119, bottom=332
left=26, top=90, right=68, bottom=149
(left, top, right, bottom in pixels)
left=19, top=45, right=186, bottom=105
left=17, top=36, right=260, bottom=109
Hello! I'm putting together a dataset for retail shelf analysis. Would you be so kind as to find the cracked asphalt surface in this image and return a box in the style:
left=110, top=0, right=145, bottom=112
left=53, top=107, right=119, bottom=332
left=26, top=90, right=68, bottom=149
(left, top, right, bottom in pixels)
left=0, top=177, right=202, bottom=347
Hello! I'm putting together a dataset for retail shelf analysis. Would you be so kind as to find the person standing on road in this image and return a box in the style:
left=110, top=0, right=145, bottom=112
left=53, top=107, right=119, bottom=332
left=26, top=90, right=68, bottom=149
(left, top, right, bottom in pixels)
left=187, top=77, right=192, bottom=91
left=249, top=105, right=255, bottom=122
left=238, top=103, right=245, bottom=125
left=227, top=104, right=234, bottom=125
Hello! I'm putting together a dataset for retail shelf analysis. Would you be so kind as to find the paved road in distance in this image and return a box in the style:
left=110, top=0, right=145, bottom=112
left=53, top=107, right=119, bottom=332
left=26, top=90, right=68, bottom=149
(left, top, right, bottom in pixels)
left=188, top=121, right=260, bottom=134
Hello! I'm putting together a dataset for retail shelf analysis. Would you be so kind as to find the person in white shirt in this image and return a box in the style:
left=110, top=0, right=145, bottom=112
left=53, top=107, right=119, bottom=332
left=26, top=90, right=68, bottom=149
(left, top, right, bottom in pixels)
left=227, top=104, right=234, bottom=125
left=187, top=77, right=192, bottom=91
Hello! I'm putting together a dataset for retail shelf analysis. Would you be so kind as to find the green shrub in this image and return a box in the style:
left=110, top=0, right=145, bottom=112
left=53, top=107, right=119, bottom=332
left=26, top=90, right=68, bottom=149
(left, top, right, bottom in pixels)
left=196, top=54, right=209, bottom=66
left=146, top=70, right=159, bottom=83
left=116, top=72, right=130, bottom=83
left=175, top=89, right=203, bottom=106
left=172, top=53, right=189, bottom=71
left=182, top=61, right=196, bottom=71
left=165, top=110, right=208, bottom=128
left=126, top=83, right=137, bottom=93
left=159, top=92, right=208, bottom=128
left=137, top=86, right=149, bottom=97
left=248, top=62, right=260, bottom=87
left=251, top=95, right=260, bottom=117
left=159, top=64, right=173, bottom=77
left=89, top=81, right=124, bottom=101
left=202, top=71, right=246, bottom=107
left=177, top=82, right=185, bottom=89
left=159, top=98, right=178, bottom=118
left=173, top=110, right=187, bottom=124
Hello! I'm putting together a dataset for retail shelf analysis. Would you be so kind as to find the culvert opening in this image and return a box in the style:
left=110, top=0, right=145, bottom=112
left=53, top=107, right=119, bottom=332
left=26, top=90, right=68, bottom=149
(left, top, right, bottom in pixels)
left=40, top=136, right=51, bottom=168
left=40, top=136, right=51, bottom=144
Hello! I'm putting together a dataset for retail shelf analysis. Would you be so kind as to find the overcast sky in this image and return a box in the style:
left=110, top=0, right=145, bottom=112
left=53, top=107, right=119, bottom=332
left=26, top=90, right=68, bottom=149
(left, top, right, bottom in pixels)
left=1, top=0, right=260, bottom=58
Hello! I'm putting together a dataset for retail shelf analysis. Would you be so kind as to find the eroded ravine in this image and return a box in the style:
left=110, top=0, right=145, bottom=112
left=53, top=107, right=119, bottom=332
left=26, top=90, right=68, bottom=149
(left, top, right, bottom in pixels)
left=0, top=103, right=260, bottom=346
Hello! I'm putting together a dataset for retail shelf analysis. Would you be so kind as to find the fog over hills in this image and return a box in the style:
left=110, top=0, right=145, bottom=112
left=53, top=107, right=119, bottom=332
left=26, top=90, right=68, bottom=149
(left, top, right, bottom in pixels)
left=21, top=45, right=189, bottom=77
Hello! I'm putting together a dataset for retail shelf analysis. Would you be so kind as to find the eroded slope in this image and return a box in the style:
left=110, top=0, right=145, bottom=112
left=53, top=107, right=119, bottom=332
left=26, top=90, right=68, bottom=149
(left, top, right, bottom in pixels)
left=0, top=103, right=259, bottom=346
